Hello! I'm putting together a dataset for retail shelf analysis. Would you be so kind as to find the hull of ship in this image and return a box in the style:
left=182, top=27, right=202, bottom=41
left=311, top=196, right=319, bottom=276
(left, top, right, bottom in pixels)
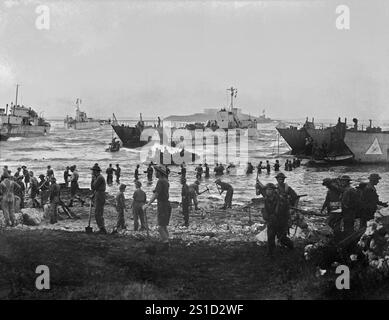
left=276, top=127, right=308, bottom=155
left=344, top=131, right=389, bottom=163
left=112, top=125, right=154, bottom=148
left=0, top=124, right=50, bottom=138
left=305, top=123, right=352, bottom=158
left=66, top=121, right=102, bottom=130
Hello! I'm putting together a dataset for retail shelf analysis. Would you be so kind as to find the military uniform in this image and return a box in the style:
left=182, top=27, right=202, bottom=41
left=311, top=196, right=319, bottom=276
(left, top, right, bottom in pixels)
left=360, top=174, right=388, bottom=228
left=30, top=175, right=40, bottom=207
left=216, top=180, right=233, bottom=209
left=132, top=188, right=146, bottom=230
left=340, top=183, right=360, bottom=236
left=260, top=183, right=294, bottom=255
left=146, top=166, right=153, bottom=181
left=188, top=182, right=200, bottom=210
left=0, top=178, right=20, bottom=226
left=15, top=178, right=25, bottom=209
left=115, top=165, right=121, bottom=184
left=153, top=174, right=171, bottom=243
left=204, top=165, right=210, bottom=178
left=195, top=165, right=203, bottom=179
left=322, top=179, right=342, bottom=233
left=115, top=189, right=126, bottom=230
left=106, top=166, right=114, bottom=185
left=134, top=166, right=140, bottom=180
left=49, top=181, right=60, bottom=224
left=92, top=171, right=107, bottom=232
left=181, top=181, right=190, bottom=227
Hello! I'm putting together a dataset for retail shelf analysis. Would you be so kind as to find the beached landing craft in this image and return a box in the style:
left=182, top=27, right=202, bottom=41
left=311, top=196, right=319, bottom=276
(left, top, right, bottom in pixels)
left=277, top=118, right=353, bottom=163
left=0, top=84, right=51, bottom=141
left=344, top=119, right=389, bottom=163
left=278, top=116, right=389, bottom=164
left=276, top=118, right=315, bottom=155
left=64, top=98, right=110, bottom=130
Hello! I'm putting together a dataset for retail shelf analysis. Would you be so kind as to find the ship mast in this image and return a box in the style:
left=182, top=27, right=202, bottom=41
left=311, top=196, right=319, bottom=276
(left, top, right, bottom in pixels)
left=75, top=98, right=81, bottom=121
left=15, top=83, right=19, bottom=107
left=226, top=86, right=238, bottom=111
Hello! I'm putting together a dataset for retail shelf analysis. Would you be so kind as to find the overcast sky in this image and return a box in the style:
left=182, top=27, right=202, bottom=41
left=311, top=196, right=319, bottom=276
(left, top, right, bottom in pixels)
left=1, top=0, right=389, bottom=120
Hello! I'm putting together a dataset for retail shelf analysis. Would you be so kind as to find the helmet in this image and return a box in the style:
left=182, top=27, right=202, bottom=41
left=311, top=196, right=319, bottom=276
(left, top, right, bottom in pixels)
left=275, top=172, right=286, bottom=179
left=265, top=183, right=276, bottom=190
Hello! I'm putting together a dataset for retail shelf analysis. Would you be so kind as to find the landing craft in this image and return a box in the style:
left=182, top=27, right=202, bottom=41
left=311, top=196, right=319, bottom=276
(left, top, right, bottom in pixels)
left=0, top=84, right=51, bottom=141
left=64, top=98, right=110, bottom=130
left=112, top=86, right=261, bottom=149
left=344, top=119, right=389, bottom=163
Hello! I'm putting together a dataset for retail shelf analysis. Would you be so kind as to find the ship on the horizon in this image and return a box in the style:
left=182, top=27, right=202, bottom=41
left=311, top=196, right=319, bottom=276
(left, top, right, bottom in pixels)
left=64, top=98, right=109, bottom=130
left=0, top=84, right=51, bottom=141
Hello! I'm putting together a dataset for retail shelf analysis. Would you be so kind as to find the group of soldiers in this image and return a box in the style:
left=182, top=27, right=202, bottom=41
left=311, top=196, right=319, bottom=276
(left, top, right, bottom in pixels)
left=0, top=164, right=86, bottom=225
left=1, top=160, right=387, bottom=256
left=256, top=171, right=387, bottom=256
left=321, top=173, right=388, bottom=238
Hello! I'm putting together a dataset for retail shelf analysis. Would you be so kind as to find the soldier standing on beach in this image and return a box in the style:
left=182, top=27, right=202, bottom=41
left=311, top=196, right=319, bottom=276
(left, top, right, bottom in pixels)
left=29, top=171, right=40, bottom=208
left=181, top=178, right=190, bottom=227
left=132, top=181, right=147, bottom=231
left=91, top=164, right=107, bottom=234
left=69, top=165, right=84, bottom=207
left=360, top=173, right=388, bottom=228
left=48, top=177, right=60, bottom=224
left=22, top=166, right=30, bottom=189
left=0, top=173, right=20, bottom=227
left=46, top=165, right=54, bottom=180
left=339, top=175, right=360, bottom=237
left=64, top=166, right=70, bottom=187
left=321, top=178, right=342, bottom=236
left=260, top=183, right=294, bottom=257
left=143, top=165, right=171, bottom=251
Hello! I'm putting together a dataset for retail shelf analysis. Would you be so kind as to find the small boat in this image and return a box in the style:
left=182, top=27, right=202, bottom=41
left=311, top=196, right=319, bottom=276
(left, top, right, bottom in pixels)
left=106, top=138, right=121, bottom=152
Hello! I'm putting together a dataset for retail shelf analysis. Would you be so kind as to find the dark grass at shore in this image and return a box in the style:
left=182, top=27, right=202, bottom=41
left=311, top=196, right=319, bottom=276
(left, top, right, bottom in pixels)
left=1, top=229, right=388, bottom=300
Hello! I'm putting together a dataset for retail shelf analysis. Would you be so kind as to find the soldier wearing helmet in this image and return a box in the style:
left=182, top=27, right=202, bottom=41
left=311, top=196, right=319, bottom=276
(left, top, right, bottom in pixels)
left=339, top=175, right=360, bottom=236
left=321, top=178, right=342, bottom=236
left=360, top=173, right=388, bottom=228
left=181, top=177, right=190, bottom=227
left=256, top=173, right=296, bottom=256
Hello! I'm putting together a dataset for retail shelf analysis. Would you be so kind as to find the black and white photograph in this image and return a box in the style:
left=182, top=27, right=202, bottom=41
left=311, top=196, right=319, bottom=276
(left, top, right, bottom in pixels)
left=0, top=0, right=388, bottom=304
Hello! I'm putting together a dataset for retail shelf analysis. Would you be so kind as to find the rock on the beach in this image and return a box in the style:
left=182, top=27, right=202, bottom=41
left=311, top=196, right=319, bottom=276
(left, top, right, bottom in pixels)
left=22, top=208, right=45, bottom=226
left=0, top=210, right=23, bottom=227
